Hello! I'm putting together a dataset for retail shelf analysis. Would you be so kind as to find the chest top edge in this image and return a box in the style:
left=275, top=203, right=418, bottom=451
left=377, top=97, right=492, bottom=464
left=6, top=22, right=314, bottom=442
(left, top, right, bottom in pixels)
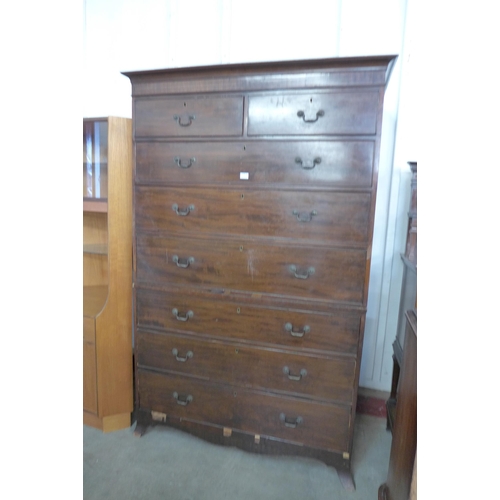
left=122, top=55, right=398, bottom=96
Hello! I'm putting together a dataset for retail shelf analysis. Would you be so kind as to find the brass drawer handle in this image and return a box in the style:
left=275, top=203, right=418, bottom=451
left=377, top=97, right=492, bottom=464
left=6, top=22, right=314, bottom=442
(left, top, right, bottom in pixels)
left=283, top=366, right=307, bottom=381
left=284, top=323, right=310, bottom=338
left=279, top=413, right=303, bottom=428
left=172, top=203, right=195, bottom=216
left=172, top=255, right=195, bottom=268
left=173, top=392, right=193, bottom=406
left=289, top=265, right=315, bottom=279
left=171, top=348, right=193, bottom=362
left=297, top=109, right=324, bottom=123
left=172, top=308, right=194, bottom=322
left=295, top=157, right=321, bottom=170
left=173, top=114, right=195, bottom=127
left=292, top=209, right=317, bottom=222
left=174, top=156, right=196, bottom=169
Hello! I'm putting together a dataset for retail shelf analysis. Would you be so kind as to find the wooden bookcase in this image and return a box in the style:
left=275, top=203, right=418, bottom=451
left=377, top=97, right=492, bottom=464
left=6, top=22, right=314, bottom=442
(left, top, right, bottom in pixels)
left=83, top=117, right=133, bottom=432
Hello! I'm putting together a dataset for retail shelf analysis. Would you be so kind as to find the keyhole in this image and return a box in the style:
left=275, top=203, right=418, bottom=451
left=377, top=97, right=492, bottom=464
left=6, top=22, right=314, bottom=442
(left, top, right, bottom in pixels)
left=243, top=145, right=246, bottom=150
left=310, top=98, right=313, bottom=103
left=241, top=194, right=244, bottom=200
left=236, top=307, right=241, bottom=313
left=183, top=102, right=187, bottom=107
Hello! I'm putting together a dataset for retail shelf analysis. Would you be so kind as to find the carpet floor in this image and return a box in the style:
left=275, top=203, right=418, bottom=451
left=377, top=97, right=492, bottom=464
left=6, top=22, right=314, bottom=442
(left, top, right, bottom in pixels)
left=83, top=413, right=391, bottom=500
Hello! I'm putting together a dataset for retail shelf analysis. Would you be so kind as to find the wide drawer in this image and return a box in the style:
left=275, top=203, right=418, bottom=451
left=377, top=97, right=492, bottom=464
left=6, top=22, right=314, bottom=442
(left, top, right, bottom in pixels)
left=135, top=140, right=375, bottom=188
left=135, top=186, right=371, bottom=246
left=136, top=287, right=361, bottom=355
left=136, top=330, right=355, bottom=403
left=138, top=369, right=351, bottom=452
left=134, top=96, right=244, bottom=137
left=247, top=91, right=380, bottom=136
left=135, top=234, right=367, bottom=303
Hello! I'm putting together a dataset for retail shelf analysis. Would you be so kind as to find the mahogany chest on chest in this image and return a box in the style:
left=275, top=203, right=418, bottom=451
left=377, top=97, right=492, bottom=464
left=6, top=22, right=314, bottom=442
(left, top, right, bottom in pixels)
left=124, top=56, right=395, bottom=487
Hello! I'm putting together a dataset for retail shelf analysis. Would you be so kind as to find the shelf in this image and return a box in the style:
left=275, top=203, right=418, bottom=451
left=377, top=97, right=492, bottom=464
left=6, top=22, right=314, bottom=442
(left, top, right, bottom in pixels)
left=84, top=244, right=108, bottom=255
left=84, top=198, right=108, bottom=213
left=83, top=285, right=108, bottom=318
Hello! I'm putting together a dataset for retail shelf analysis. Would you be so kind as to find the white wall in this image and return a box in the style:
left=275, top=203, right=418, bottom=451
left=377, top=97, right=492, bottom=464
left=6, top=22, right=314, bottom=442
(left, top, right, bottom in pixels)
left=83, top=0, right=416, bottom=391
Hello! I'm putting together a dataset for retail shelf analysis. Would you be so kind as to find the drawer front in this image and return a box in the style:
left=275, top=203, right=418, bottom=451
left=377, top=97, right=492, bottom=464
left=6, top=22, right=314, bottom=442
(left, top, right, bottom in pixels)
left=134, top=96, right=244, bottom=137
left=136, top=330, right=355, bottom=403
left=135, top=140, right=375, bottom=188
left=248, top=91, right=380, bottom=136
left=138, top=369, right=351, bottom=452
left=136, top=234, right=367, bottom=303
left=136, top=287, right=361, bottom=355
left=135, top=186, right=371, bottom=246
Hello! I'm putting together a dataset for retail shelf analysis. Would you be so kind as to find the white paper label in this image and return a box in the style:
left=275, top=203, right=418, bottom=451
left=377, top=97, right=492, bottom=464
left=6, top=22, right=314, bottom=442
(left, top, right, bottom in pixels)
left=239, top=172, right=249, bottom=180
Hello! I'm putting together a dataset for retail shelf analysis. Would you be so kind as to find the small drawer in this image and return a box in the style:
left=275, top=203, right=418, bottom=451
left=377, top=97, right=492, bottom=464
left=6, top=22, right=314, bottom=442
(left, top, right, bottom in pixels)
left=138, top=369, right=351, bottom=452
left=135, top=140, right=375, bottom=188
left=136, top=287, right=362, bottom=355
left=135, top=234, right=367, bottom=304
left=248, top=91, right=380, bottom=136
left=135, top=186, right=371, bottom=247
left=136, top=330, right=355, bottom=403
left=134, top=96, right=244, bottom=137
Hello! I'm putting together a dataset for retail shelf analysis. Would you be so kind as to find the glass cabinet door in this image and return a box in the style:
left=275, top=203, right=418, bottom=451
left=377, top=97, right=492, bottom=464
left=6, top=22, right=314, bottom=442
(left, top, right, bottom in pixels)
left=83, top=119, right=108, bottom=200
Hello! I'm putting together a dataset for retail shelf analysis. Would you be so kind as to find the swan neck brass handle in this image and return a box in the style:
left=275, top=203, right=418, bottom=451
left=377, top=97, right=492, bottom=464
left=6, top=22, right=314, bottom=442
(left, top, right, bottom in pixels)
left=284, top=323, right=310, bottom=338
left=297, top=109, right=324, bottom=123
left=173, top=392, right=193, bottom=405
left=279, top=413, right=303, bottom=428
left=283, top=366, right=307, bottom=381
left=172, top=203, right=195, bottom=216
left=292, top=209, right=317, bottom=222
left=173, top=114, right=195, bottom=127
left=174, top=156, right=196, bottom=169
left=289, top=265, right=315, bottom=279
left=171, top=348, right=194, bottom=362
left=295, top=157, right=322, bottom=170
left=172, top=308, right=194, bottom=322
left=172, top=255, right=195, bottom=268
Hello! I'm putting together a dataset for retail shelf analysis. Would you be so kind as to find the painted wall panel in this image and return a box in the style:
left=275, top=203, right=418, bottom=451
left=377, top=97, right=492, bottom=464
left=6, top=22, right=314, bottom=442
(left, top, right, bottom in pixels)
left=226, top=0, right=342, bottom=63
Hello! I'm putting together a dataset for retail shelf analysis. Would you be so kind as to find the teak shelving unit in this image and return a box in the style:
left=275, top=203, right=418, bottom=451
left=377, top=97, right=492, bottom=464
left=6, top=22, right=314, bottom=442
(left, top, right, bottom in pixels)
left=83, top=116, right=133, bottom=432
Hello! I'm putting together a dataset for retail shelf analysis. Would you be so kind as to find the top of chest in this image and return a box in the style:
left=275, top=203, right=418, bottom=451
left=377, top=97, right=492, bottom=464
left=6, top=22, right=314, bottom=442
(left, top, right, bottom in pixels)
left=123, top=55, right=396, bottom=97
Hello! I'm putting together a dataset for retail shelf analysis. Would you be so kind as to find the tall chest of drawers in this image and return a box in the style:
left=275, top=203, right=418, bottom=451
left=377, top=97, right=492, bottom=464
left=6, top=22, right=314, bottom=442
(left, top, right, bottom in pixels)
left=124, top=56, right=396, bottom=487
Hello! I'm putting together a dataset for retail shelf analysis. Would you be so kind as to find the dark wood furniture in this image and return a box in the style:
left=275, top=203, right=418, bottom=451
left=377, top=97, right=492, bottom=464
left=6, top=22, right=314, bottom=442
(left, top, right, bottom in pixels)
left=83, top=117, right=134, bottom=432
left=379, top=310, right=417, bottom=500
left=123, top=56, right=396, bottom=489
left=386, top=161, right=417, bottom=431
